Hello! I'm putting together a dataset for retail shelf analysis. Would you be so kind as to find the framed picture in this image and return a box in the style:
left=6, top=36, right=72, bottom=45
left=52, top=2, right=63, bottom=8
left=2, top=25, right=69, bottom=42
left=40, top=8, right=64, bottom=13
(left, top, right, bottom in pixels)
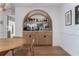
left=65, top=10, right=72, bottom=26
left=75, top=5, right=79, bottom=24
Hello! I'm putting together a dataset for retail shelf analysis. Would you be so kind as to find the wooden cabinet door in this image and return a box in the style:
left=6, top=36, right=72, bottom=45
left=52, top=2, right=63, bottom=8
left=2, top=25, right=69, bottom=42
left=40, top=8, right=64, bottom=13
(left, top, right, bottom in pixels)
left=23, top=31, right=38, bottom=46
left=23, top=32, right=34, bottom=46
left=33, top=31, right=39, bottom=46
left=38, top=31, right=52, bottom=46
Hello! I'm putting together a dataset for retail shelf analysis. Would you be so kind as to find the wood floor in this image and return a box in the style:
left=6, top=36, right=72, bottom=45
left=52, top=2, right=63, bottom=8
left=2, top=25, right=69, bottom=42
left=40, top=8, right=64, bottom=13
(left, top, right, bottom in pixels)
left=14, top=46, right=70, bottom=56
left=33, top=46, right=70, bottom=56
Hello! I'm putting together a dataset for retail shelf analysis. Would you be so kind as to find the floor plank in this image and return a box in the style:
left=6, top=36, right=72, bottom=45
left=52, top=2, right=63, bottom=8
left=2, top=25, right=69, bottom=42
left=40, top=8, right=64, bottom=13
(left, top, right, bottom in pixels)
left=14, top=46, right=70, bottom=56
left=34, top=46, right=70, bottom=56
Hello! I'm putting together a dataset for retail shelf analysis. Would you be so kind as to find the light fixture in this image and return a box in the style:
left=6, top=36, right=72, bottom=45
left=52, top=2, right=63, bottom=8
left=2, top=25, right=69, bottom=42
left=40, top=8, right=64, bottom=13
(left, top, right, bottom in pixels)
left=0, top=3, right=10, bottom=11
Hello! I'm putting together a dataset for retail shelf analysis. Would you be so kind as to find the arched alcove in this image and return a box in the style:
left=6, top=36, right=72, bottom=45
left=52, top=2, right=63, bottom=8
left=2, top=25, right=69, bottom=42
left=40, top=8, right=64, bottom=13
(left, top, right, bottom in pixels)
left=23, top=9, right=52, bottom=46
left=23, top=9, right=52, bottom=31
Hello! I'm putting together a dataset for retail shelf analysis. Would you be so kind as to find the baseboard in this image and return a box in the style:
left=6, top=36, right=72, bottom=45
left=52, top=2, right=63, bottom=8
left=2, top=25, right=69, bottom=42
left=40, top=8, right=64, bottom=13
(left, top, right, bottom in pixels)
left=59, top=46, right=71, bottom=56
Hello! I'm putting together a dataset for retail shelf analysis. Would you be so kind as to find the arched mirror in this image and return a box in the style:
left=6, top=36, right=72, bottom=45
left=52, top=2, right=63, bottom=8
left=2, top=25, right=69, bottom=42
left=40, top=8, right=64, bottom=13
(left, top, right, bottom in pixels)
left=23, top=9, right=52, bottom=31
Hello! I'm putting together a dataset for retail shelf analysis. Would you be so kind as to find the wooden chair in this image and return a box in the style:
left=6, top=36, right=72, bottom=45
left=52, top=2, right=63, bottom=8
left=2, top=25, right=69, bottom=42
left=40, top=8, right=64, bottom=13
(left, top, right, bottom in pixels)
left=29, top=39, right=35, bottom=56
left=13, top=39, right=35, bottom=56
left=0, top=50, right=9, bottom=56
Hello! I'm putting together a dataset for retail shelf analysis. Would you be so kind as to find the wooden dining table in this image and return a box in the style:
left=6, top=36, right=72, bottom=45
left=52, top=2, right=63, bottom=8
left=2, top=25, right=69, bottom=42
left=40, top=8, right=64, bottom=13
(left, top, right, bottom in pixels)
left=0, top=37, right=25, bottom=56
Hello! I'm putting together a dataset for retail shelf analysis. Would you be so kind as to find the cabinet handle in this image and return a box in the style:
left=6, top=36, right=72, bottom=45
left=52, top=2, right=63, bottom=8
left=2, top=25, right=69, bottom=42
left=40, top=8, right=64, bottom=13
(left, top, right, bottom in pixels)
left=44, top=35, right=46, bottom=38
left=29, top=35, right=31, bottom=37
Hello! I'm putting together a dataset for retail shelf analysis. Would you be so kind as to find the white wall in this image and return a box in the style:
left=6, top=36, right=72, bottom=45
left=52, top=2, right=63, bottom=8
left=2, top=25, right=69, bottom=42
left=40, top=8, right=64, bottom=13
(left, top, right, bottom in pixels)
left=3, top=10, right=12, bottom=38
left=15, top=6, right=62, bottom=46
left=61, top=3, right=79, bottom=56
left=0, top=9, right=13, bottom=38
left=0, top=11, right=8, bottom=38
left=0, top=12, right=4, bottom=38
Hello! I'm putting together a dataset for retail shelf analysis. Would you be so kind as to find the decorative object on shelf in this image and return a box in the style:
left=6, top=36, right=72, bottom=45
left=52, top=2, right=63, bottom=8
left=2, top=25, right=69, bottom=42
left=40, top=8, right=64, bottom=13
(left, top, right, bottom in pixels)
left=65, top=10, right=72, bottom=26
left=75, top=5, right=79, bottom=24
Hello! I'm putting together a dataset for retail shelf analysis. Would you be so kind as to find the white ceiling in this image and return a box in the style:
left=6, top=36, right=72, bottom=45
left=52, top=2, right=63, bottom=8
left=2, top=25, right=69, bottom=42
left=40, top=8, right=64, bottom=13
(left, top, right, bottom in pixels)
left=12, top=3, right=63, bottom=7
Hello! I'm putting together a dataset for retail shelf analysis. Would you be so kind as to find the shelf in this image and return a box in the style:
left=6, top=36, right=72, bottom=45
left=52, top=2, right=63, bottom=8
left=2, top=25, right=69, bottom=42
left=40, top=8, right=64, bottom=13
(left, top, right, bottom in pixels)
left=23, top=9, right=52, bottom=31
left=26, top=21, right=48, bottom=24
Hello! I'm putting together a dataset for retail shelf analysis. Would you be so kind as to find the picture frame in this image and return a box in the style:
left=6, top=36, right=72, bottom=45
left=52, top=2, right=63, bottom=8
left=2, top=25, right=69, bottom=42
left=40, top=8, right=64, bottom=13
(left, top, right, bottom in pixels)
left=75, top=5, right=79, bottom=24
left=65, top=10, right=72, bottom=26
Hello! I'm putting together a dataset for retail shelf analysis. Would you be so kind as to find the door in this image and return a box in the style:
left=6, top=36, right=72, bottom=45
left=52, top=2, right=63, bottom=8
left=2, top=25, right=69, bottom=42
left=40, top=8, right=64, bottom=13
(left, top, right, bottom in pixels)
left=38, top=31, right=52, bottom=46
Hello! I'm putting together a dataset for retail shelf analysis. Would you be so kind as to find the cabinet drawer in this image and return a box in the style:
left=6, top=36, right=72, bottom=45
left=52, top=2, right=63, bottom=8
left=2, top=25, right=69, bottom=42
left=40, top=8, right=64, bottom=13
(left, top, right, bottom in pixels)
left=23, top=32, right=35, bottom=45
left=23, top=32, right=38, bottom=46
left=23, top=31, right=52, bottom=46
left=38, top=32, right=52, bottom=45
